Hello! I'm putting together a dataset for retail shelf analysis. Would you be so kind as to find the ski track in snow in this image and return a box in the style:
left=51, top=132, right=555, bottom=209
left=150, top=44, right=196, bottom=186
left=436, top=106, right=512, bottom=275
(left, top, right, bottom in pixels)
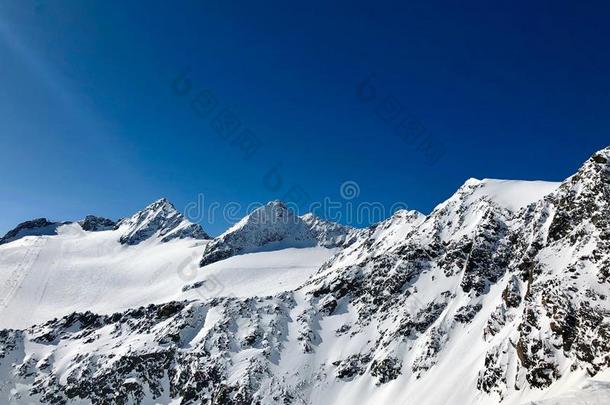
left=0, top=237, right=46, bottom=316
left=0, top=224, right=337, bottom=329
left=1, top=151, right=610, bottom=405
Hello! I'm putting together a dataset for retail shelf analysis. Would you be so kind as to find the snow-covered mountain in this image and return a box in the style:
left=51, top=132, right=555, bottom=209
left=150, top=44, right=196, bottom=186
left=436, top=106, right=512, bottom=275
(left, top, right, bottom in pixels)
left=78, top=216, right=116, bottom=232
left=300, top=213, right=364, bottom=248
left=1, top=147, right=610, bottom=405
left=0, top=218, right=67, bottom=245
left=0, top=199, right=338, bottom=330
left=199, top=201, right=360, bottom=267
left=117, top=198, right=209, bottom=245
left=199, top=200, right=317, bottom=266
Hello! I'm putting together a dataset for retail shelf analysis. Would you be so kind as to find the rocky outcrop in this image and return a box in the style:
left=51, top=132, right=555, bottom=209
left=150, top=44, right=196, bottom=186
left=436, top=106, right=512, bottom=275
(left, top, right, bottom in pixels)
left=78, top=215, right=116, bottom=232
left=0, top=218, right=64, bottom=245
left=0, top=295, right=298, bottom=404
left=1, top=148, right=610, bottom=405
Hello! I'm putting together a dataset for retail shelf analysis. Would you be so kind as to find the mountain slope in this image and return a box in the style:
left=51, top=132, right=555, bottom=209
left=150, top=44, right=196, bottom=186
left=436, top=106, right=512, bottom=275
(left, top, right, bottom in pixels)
left=0, top=226, right=335, bottom=331
left=300, top=213, right=364, bottom=248
left=0, top=148, right=609, bottom=405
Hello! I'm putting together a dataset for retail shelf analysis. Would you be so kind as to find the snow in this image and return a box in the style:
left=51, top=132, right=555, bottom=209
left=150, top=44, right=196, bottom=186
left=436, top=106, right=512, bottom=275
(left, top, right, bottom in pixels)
left=0, top=219, right=62, bottom=245
left=368, top=209, right=425, bottom=247
left=1, top=148, right=609, bottom=405
left=458, top=178, right=561, bottom=212
left=520, top=376, right=610, bottom=405
left=0, top=223, right=337, bottom=330
left=199, top=200, right=321, bottom=266
left=117, top=198, right=208, bottom=244
left=422, top=178, right=561, bottom=242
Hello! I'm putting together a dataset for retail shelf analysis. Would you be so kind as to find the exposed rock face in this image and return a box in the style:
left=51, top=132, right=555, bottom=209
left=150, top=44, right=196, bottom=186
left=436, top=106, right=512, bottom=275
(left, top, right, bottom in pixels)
left=200, top=203, right=409, bottom=267
left=117, top=198, right=209, bottom=245
left=78, top=215, right=116, bottom=232
left=302, top=148, right=609, bottom=397
left=0, top=218, right=64, bottom=245
left=300, top=213, right=363, bottom=248
left=1, top=148, right=610, bottom=405
left=199, top=201, right=318, bottom=266
left=0, top=295, right=299, bottom=405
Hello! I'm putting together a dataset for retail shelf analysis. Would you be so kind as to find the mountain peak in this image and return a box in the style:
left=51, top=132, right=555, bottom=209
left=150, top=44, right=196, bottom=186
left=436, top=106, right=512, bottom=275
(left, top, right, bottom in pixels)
left=0, top=218, right=63, bottom=245
left=200, top=202, right=315, bottom=266
left=142, top=197, right=176, bottom=212
left=78, top=215, right=116, bottom=232
left=222, top=200, right=293, bottom=235
left=553, top=145, right=610, bottom=201
left=462, top=177, right=483, bottom=187
left=3, top=147, right=610, bottom=404
left=118, top=198, right=209, bottom=245
left=300, top=212, right=316, bottom=221
left=580, top=146, right=610, bottom=173
left=266, top=199, right=287, bottom=208
left=591, top=146, right=610, bottom=163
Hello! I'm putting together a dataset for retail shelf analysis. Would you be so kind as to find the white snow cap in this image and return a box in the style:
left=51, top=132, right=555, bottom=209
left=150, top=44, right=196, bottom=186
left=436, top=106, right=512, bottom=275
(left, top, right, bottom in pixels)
left=118, top=197, right=209, bottom=245
left=444, top=177, right=561, bottom=213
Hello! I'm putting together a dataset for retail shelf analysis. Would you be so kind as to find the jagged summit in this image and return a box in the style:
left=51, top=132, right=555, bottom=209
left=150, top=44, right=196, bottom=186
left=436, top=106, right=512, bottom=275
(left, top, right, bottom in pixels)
left=561, top=146, right=610, bottom=188
left=222, top=200, right=294, bottom=234
left=118, top=198, right=209, bottom=245
left=1, top=147, right=610, bottom=405
left=199, top=201, right=370, bottom=266
left=590, top=145, right=610, bottom=164
left=303, top=146, right=610, bottom=403
left=308, top=208, right=426, bottom=275
left=537, top=146, right=610, bottom=246
left=0, top=218, right=64, bottom=245
left=200, top=200, right=317, bottom=266
left=78, top=215, right=116, bottom=232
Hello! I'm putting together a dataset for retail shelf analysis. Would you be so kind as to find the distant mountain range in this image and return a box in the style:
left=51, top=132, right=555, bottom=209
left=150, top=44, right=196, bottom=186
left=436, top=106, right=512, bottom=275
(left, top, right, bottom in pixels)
left=1, top=147, right=609, bottom=405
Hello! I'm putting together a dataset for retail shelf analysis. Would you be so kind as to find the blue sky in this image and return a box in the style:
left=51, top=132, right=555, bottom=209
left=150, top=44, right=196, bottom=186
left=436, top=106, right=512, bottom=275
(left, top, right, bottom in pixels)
left=1, top=0, right=609, bottom=236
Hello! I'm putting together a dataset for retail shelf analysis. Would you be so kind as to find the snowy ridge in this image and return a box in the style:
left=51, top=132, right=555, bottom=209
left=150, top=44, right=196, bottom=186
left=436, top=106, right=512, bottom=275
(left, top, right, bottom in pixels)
left=0, top=147, right=609, bottom=405
left=300, top=213, right=364, bottom=248
left=0, top=224, right=334, bottom=330
left=435, top=178, right=561, bottom=214
left=199, top=201, right=359, bottom=267
left=0, top=218, right=65, bottom=245
left=78, top=215, right=116, bottom=232
left=117, top=198, right=209, bottom=245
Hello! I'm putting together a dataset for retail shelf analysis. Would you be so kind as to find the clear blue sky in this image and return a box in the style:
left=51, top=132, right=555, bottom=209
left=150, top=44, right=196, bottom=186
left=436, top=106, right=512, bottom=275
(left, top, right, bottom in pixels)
left=1, top=0, right=609, bottom=236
